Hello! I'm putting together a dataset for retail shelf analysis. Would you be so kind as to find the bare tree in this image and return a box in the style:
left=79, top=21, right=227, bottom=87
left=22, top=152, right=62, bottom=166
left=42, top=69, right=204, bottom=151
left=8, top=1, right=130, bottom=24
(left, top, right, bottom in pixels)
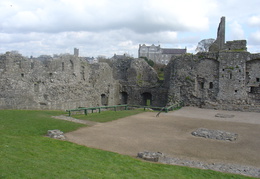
left=195, top=38, right=215, bottom=52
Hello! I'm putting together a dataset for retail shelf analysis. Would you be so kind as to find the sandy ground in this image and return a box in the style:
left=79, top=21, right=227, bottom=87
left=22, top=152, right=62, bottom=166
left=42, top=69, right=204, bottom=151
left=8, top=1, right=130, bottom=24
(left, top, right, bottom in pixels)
left=65, top=107, right=260, bottom=168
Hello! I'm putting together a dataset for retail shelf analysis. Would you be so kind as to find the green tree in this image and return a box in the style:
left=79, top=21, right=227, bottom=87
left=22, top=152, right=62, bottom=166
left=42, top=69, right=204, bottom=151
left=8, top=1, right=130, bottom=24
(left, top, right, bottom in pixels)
left=140, top=56, right=154, bottom=67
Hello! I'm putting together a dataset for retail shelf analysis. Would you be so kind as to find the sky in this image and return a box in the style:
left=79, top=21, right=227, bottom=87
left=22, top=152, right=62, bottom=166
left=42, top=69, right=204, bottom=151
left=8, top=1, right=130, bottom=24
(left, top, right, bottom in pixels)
left=0, top=0, right=260, bottom=58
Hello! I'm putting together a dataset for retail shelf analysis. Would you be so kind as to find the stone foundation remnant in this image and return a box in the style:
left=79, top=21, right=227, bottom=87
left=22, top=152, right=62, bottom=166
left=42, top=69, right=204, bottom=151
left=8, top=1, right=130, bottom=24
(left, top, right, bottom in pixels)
left=191, top=128, right=238, bottom=141
left=47, top=129, right=66, bottom=140
left=215, top=113, right=235, bottom=118
left=137, top=151, right=164, bottom=162
left=137, top=151, right=260, bottom=178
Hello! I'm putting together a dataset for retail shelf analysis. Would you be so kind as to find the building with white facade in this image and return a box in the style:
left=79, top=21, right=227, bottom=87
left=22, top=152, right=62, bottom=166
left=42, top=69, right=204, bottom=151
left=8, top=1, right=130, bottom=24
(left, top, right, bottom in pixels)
left=138, top=44, right=186, bottom=64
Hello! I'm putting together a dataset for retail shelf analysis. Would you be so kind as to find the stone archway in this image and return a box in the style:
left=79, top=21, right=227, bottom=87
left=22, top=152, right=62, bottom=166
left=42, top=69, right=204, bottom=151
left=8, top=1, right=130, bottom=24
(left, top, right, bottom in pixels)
left=141, top=92, right=152, bottom=106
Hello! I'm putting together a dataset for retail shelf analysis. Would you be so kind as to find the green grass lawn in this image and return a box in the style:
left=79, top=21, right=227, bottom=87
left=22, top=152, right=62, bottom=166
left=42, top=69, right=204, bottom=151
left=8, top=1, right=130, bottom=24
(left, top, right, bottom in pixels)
left=0, top=110, right=255, bottom=179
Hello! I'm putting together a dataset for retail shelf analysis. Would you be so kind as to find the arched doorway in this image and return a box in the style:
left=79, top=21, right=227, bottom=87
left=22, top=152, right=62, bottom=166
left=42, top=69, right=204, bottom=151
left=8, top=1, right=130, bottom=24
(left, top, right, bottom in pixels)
left=101, top=94, right=108, bottom=106
left=141, top=92, right=152, bottom=106
left=120, top=92, right=128, bottom=104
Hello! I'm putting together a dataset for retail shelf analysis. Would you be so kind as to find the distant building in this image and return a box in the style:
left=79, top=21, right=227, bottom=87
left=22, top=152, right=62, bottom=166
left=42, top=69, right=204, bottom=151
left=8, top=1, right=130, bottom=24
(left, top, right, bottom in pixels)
left=110, top=53, right=132, bottom=61
left=74, top=48, right=79, bottom=57
left=138, top=44, right=186, bottom=64
left=81, top=57, right=98, bottom=64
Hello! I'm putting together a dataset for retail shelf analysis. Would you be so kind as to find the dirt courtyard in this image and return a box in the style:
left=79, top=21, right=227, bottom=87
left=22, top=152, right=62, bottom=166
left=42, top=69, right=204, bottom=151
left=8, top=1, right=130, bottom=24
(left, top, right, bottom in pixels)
left=65, top=107, right=260, bottom=168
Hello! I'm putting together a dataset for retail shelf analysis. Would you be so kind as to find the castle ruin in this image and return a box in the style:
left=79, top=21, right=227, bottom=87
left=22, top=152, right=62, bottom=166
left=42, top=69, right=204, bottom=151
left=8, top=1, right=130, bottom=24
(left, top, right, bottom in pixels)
left=0, top=17, right=259, bottom=112
left=166, top=17, right=260, bottom=112
left=0, top=53, right=165, bottom=110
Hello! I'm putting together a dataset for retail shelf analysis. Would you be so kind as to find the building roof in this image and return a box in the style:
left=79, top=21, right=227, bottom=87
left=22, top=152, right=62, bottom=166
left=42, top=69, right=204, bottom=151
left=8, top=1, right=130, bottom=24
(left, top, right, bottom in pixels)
left=162, top=48, right=186, bottom=54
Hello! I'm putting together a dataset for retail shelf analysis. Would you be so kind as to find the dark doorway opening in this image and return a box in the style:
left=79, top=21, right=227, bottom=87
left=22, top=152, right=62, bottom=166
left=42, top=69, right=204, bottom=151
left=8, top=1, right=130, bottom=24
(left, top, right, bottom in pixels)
left=120, top=92, right=128, bottom=104
left=142, top=92, right=152, bottom=106
left=101, top=94, right=108, bottom=106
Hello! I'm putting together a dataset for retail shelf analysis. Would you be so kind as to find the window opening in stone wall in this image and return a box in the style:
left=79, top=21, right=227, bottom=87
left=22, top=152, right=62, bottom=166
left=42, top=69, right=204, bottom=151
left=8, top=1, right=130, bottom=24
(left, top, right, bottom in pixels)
left=81, top=66, right=85, bottom=81
left=62, top=62, right=65, bottom=71
left=229, top=73, right=232, bottom=79
left=209, top=82, right=213, bottom=89
left=21, top=73, right=24, bottom=77
left=257, top=78, right=260, bottom=82
left=101, top=94, right=108, bottom=106
left=43, top=94, right=48, bottom=100
left=250, top=87, right=260, bottom=94
left=235, top=90, right=238, bottom=93
left=70, top=60, right=74, bottom=70
left=34, top=83, right=39, bottom=93
left=200, top=82, right=204, bottom=89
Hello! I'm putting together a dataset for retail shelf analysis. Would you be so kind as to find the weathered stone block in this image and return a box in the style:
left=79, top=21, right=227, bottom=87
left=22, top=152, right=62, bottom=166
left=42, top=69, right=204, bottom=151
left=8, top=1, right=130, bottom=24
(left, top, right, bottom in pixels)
left=191, top=128, right=238, bottom=141
left=47, top=129, right=66, bottom=140
left=137, top=151, right=164, bottom=162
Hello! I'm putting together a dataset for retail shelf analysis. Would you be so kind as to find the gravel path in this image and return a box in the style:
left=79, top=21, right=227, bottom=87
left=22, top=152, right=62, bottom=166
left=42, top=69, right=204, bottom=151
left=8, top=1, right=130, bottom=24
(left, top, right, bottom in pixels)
left=62, top=107, right=260, bottom=177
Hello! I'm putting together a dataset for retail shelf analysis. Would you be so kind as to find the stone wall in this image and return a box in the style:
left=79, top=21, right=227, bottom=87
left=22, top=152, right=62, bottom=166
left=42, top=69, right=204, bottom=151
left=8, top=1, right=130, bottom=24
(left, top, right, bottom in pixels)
left=110, top=58, right=168, bottom=107
left=225, top=40, right=247, bottom=51
left=164, top=16, right=260, bottom=112
left=0, top=53, right=168, bottom=110
left=166, top=51, right=260, bottom=112
left=0, top=53, right=119, bottom=110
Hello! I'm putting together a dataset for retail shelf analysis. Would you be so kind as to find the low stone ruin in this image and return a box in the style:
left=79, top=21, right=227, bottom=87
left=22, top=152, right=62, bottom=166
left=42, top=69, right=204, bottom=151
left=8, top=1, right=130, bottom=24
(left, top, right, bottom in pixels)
left=215, top=113, right=235, bottom=118
left=191, top=128, right=238, bottom=141
left=46, top=129, right=66, bottom=140
left=137, top=151, right=260, bottom=177
left=137, top=151, right=164, bottom=162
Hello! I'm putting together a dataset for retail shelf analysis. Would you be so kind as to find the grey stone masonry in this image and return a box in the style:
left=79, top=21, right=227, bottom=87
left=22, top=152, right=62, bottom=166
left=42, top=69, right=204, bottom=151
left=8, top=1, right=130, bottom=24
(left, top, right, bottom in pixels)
left=47, top=130, right=66, bottom=140
left=137, top=151, right=260, bottom=178
left=191, top=128, right=238, bottom=141
left=0, top=52, right=168, bottom=110
left=166, top=16, right=260, bottom=112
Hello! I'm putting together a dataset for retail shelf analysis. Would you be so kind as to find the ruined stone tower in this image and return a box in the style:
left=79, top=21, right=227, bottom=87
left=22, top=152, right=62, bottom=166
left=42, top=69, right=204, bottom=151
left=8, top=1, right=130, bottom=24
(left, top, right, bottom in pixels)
left=209, top=16, right=225, bottom=51
left=166, top=17, right=260, bottom=112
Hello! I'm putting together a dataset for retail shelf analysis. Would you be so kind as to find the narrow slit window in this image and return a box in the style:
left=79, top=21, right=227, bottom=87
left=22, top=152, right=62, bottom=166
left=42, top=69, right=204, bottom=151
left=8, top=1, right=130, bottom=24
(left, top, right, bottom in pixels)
left=201, top=82, right=204, bottom=89
left=209, top=82, right=213, bottom=89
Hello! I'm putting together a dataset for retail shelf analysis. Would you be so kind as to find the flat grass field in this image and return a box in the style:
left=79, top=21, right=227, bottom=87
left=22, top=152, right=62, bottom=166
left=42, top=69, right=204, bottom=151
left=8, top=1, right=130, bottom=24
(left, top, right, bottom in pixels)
left=0, top=110, right=255, bottom=179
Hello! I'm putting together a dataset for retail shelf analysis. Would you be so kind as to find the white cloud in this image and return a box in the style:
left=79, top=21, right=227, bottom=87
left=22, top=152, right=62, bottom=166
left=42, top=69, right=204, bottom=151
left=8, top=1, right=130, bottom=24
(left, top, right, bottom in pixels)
left=248, top=15, right=260, bottom=27
left=0, top=0, right=260, bottom=56
left=1, top=0, right=217, bottom=34
left=249, top=31, right=260, bottom=44
left=229, top=21, right=245, bottom=40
